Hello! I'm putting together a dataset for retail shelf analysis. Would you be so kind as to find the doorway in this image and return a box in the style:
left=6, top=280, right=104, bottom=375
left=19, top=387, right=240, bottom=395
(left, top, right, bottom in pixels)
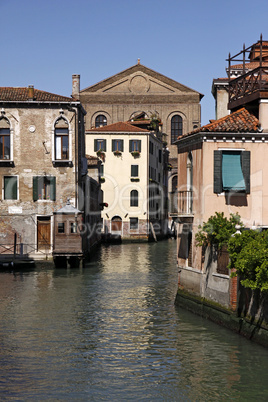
left=37, top=216, right=51, bottom=252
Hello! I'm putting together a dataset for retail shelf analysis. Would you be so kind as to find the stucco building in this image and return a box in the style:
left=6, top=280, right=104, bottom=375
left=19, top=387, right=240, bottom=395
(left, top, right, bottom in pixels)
left=86, top=121, right=168, bottom=240
left=72, top=62, right=203, bottom=228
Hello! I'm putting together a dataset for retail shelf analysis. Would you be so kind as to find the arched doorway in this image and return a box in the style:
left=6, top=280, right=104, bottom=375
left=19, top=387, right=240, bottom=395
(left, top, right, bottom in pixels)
left=111, top=216, right=122, bottom=235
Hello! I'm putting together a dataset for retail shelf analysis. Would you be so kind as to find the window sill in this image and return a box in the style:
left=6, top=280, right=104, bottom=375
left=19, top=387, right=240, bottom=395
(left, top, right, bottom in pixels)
left=53, top=160, right=73, bottom=167
left=0, top=160, right=15, bottom=167
left=130, top=177, right=140, bottom=182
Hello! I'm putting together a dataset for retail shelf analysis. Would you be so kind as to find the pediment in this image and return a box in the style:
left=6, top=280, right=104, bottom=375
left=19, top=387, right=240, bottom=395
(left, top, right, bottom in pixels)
left=80, top=64, right=202, bottom=97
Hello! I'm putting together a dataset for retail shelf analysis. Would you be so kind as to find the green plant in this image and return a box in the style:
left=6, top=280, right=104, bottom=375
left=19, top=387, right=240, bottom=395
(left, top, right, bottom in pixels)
left=195, top=212, right=243, bottom=249
left=228, top=230, right=268, bottom=292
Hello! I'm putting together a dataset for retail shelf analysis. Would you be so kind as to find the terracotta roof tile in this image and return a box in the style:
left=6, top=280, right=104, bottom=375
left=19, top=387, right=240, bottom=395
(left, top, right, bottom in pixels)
left=178, top=108, right=260, bottom=140
left=0, top=87, right=74, bottom=102
left=87, top=121, right=150, bottom=133
left=231, top=61, right=268, bottom=69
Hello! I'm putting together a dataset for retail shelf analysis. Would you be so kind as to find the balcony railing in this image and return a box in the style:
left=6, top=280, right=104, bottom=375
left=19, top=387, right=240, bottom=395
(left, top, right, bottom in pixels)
left=178, top=191, right=193, bottom=215
left=229, top=66, right=268, bottom=105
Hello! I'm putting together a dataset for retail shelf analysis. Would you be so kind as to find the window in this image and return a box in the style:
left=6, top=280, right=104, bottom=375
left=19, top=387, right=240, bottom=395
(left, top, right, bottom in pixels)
left=112, top=139, right=124, bottom=152
left=159, top=149, right=162, bottom=163
left=94, top=139, right=106, bottom=152
left=129, top=140, right=141, bottom=153
left=4, top=176, right=17, bottom=200
left=214, top=150, right=250, bottom=193
left=130, top=217, right=138, bottom=230
left=70, top=222, right=78, bottom=234
left=130, top=190, right=139, bottom=207
left=33, top=176, right=56, bottom=201
left=95, top=115, right=107, bottom=128
left=0, top=128, right=10, bottom=160
left=131, top=165, right=139, bottom=177
left=58, top=223, right=65, bottom=233
left=171, top=115, right=182, bottom=144
left=55, top=118, right=69, bottom=160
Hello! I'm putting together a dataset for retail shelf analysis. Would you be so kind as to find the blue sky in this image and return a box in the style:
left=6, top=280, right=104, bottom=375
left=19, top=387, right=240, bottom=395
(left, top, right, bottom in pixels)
left=1, top=0, right=268, bottom=125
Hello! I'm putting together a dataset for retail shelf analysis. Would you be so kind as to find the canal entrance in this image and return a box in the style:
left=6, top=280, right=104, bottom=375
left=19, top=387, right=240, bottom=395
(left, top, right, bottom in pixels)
left=0, top=239, right=268, bottom=400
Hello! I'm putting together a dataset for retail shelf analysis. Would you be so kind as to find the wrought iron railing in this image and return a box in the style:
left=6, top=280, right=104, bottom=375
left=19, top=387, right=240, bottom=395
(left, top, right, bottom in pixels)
left=229, top=66, right=268, bottom=104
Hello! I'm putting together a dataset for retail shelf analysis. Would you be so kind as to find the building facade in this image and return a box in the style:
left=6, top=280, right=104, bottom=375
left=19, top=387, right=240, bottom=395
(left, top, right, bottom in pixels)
left=72, top=62, right=202, bottom=228
left=0, top=85, right=100, bottom=262
left=86, top=121, right=167, bottom=240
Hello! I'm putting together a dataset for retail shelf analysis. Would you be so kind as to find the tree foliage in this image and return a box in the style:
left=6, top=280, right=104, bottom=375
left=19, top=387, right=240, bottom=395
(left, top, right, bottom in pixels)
left=195, top=212, right=243, bottom=249
left=228, top=230, right=268, bottom=292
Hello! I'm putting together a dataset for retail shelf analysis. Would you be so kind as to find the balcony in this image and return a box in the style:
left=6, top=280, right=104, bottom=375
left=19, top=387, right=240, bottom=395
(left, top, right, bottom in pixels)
left=177, top=191, right=194, bottom=222
left=228, top=66, right=268, bottom=109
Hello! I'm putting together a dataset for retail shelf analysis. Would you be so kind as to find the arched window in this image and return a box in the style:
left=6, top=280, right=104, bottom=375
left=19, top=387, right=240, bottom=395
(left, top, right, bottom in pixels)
left=95, top=115, right=107, bottom=128
left=0, top=117, right=10, bottom=160
left=55, top=118, right=69, bottom=160
left=172, top=175, right=178, bottom=193
left=130, top=190, right=139, bottom=207
left=171, top=115, right=182, bottom=144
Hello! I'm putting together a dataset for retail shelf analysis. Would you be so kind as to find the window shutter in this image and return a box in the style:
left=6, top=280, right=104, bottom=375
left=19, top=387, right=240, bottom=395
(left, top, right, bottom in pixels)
left=112, top=140, right=115, bottom=152
left=138, top=140, right=141, bottom=152
left=94, top=139, right=98, bottom=152
left=120, top=140, right=124, bottom=152
left=214, top=150, right=222, bottom=193
left=102, top=140, right=106, bottom=152
left=241, top=151, right=250, bottom=194
left=50, top=176, right=56, bottom=201
left=129, top=140, right=133, bottom=152
left=4, top=176, right=17, bottom=200
left=131, top=165, right=138, bottom=177
left=33, top=176, right=38, bottom=201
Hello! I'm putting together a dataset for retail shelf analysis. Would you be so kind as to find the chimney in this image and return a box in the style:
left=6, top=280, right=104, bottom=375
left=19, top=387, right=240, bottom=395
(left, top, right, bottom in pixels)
left=72, top=74, right=80, bottom=99
left=28, top=85, right=34, bottom=101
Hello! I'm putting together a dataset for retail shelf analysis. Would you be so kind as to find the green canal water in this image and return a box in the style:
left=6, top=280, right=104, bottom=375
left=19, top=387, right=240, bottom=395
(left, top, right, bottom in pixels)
left=0, top=239, right=268, bottom=401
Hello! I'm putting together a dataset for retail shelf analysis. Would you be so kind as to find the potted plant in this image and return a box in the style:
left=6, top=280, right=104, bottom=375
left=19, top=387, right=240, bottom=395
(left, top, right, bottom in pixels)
left=131, top=151, right=140, bottom=158
left=97, top=149, right=105, bottom=161
left=113, top=150, right=122, bottom=156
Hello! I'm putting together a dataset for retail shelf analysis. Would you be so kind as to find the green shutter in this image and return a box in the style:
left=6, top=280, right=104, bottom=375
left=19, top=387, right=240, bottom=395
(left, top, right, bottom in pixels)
left=131, top=165, right=138, bottom=177
left=129, top=140, right=133, bottom=152
left=112, top=139, right=115, bottom=152
left=120, top=140, right=124, bottom=152
left=241, top=151, right=250, bottom=194
left=214, top=150, right=222, bottom=194
left=50, top=176, right=56, bottom=201
left=138, top=140, right=141, bottom=152
left=94, top=139, right=98, bottom=152
left=33, top=176, right=38, bottom=201
left=4, top=176, right=17, bottom=200
left=102, top=140, right=106, bottom=152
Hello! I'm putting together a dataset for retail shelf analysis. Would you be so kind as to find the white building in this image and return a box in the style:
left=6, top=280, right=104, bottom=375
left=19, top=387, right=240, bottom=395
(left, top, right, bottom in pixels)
left=86, top=121, right=168, bottom=241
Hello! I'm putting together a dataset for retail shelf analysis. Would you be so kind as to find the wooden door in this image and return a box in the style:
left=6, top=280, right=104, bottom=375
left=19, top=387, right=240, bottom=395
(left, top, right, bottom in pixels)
left=37, top=217, right=51, bottom=251
left=111, top=217, right=122, bottom=233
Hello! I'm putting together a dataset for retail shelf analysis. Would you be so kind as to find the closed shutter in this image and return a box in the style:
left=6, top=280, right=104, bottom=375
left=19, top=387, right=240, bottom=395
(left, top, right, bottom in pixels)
left=241, top=151, right=250, bottom=194
left=131, top=165, right=138, bottom=177
left=50, top=176, right=56, bottom=201
left=120, top=140, right=124, bottom=152
left=94, top=139, right=98, bottom=152
left=102, top=140, right=106, bottom=152
left=4, top=176, right=17, bottom=200
left=214, top=150, right=222, bottom=193
left=112, top=139, right=116, bottom=152
left=129, top=140, right=133, bottom=152
left=137, top=140, right=141, bottom=152
left=33, top=176, right=39, bottom=201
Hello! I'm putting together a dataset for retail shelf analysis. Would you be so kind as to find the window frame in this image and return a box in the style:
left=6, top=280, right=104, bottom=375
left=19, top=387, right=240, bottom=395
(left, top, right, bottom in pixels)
left=171, top=115, right=183, bottom=144
left=129, top=139, right=141, bottom=153
left=129, top=217, right=139, bottom=230
left=130, top=189, right=139, bottom=207
left=214, top=149, right=250, bottom=194
left=95, top=115, right=107, bottom=128
left=33, top=176, right=56, bottom=201
left=94, top=139, right=107, bottom=152
left=3, top=175, right=18, bottom=200
left=131, top=165, right=139, bottom=177
left=53, top=117, right=71, bottom=164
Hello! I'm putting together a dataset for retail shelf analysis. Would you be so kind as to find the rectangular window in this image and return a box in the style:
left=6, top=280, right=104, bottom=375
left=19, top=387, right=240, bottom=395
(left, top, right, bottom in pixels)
left=0, top=129, right=10, bottom=160
left=214, top=150, right=250, bottom=194
left=129, top=140, right=141, bottom=153
left=94, top=139, right=106, bottom=152
left=58, top=222, right=65, bottom=233
left=159, top=149, right=162, bottom=163
left=130, top=217, right=138, bottom=230
left=4, top=176, right=17, bottom=200
left=33, top=176, right=56, bottom=201
left=131, top=165, right=139, bottom=177
left=112, top=139, right=124, bottom=152
left=55, top=128, right=69, bottom=160
left=70, top=222, right=77, bottom=234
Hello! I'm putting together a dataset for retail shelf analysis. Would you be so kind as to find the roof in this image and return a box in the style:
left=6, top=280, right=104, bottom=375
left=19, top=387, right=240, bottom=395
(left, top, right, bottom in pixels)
left=80, top=62, right=203, bottom=99
left=178, top=108, right=260, bottom=140
left=230, top=61, right=268, bottom=70
left=0, top=87, right=75, bottom=102
left=87, top=121, right=150, bottom=133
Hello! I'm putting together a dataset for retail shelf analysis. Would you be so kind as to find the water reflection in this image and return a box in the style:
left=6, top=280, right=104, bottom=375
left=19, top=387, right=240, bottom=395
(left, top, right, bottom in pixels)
left=0, top=240, right=268, bottom=400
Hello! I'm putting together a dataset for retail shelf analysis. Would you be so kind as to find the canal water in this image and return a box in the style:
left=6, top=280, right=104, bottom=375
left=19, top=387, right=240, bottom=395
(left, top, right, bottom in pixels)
left=0, top=240, right=268, bottom=401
